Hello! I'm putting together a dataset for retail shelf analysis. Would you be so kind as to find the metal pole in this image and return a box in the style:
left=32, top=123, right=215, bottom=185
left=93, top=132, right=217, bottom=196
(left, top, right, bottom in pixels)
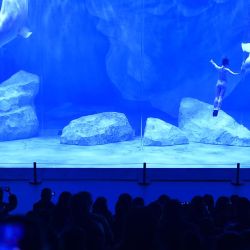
left=232, top=162, right=242, bottom=186
left=138, top=162, right=149, bottom=185
left=236, top=162, right=240, bottom=185
left=30, top=162, right=41, bottom=185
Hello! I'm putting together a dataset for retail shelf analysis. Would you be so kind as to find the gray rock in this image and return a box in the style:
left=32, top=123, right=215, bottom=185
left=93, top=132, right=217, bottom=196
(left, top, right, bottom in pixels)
left=144, top=117, right=189, bottom=146
left=0, top=107, right=39, bottom=141
left=0, top=71, right=39, bottom=141
left=61, top=112, right=134, bottom=145
left=179, top=98, right=250, bottom=146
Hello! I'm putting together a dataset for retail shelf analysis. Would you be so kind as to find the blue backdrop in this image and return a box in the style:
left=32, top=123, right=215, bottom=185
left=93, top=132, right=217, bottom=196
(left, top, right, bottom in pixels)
left=0, top=0, right=249, bottom=132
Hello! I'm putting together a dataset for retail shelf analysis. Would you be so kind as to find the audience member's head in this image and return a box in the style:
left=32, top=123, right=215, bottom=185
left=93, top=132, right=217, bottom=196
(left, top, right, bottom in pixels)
left=132, top=197, right=145, bottom=208
left=203, top=194, right=215, bottom=212
left=190, top=195, right=208, bottom=219
left=215, top=196, right=231, bottom=212
left=57, top=191, right=72, bottom=208
left=93, top=196, right=109, bottom=214
left=230, top=194, right=240, bottom=204
left=157, top=194, right=170, bottom=208
left=6, top=194, right=18, bottom=213
left=41, top=188, right=53, bottom=202
left=70, top=191, right=93, bottom=216
left=162, top=199, right=182, bottom=222
left=115, top=193, right=132, bottom=216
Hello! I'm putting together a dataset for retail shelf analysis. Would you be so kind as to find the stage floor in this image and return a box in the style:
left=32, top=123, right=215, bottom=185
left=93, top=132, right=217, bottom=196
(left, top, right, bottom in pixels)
left=0, top=136, right=249, bottom=168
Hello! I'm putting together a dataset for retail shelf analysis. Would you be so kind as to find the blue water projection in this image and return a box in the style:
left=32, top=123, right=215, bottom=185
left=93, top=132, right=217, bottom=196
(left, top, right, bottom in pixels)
left=0, top=1, right=248, bottom=117
left=0, top=0, right=250, bottom=147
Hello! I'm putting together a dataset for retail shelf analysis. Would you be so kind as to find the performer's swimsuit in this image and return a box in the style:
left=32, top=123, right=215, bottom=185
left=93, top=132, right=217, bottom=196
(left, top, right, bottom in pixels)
left=216, top=67, right=227, bottom=93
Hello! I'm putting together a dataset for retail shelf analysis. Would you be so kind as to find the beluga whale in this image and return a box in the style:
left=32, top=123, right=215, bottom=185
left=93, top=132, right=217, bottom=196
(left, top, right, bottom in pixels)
left=241, top=43, right=250, bottom=72
left=0, top=0, right=32, bottom=47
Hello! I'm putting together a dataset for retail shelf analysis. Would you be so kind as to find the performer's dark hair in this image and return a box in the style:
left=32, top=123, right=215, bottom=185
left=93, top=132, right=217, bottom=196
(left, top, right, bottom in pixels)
left=222, top=57, right=229, bottom=66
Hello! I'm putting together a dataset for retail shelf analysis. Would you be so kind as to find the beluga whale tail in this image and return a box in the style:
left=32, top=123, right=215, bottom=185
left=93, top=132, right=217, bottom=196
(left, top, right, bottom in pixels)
left=0, top=0, right=32, bottom=47
left=241, top=43, right=250, bottom=73
left=241, top=43, right=250, bottom=53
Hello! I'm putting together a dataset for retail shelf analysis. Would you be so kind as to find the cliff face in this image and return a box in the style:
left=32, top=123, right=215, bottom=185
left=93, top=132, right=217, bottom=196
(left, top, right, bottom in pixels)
left=1, top=0, right=249, bottom=116
left=86, top=0, right=249, bottom=115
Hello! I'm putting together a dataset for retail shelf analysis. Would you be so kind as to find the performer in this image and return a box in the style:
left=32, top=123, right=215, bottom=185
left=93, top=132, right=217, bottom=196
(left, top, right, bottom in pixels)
left=210, top=58, right=239, bottom=117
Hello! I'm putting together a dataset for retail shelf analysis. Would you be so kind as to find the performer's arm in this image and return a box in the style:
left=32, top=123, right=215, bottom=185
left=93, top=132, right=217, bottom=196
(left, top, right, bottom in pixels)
left=226, top=68, right=240, bottom=75
left=210, top=59, right=221, bottom=70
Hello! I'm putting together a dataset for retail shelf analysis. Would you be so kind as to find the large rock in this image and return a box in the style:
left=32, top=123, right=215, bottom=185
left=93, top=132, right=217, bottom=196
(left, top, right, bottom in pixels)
left=0, top=71, right=39, bottom=141
left=60, top=112, right=134, bottom=145
left=179, top=98, right=250, bottom=146
left=0, top=107, right=39, bottom=141
left=144, top=118, right=189, bottom=146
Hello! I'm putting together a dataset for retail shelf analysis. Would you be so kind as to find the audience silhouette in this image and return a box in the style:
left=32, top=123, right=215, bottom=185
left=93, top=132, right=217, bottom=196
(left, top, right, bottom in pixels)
left=1, top=188, right=250, bottom=250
